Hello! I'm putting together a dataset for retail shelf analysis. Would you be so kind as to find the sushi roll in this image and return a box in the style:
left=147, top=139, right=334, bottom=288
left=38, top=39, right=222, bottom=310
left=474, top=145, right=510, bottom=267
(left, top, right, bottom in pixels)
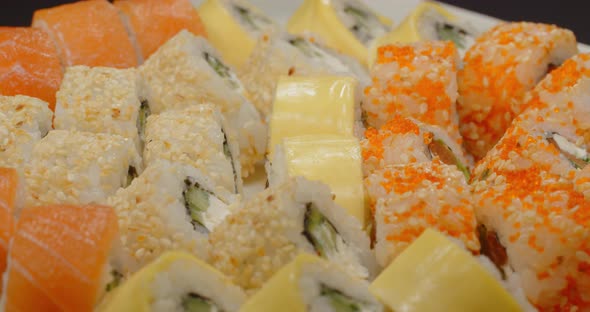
left=106, top=160, right=235, bottom=271
left=287, top=0, right=392, bottom=66
left=269, top=135, right=366, bottom=226
left=368, top=2, right=479, bottom=67
left=240, top=253, right=384, bottom=312
left=115, top=0, right=207, bottom=62
left=520, top=53, right=590, bottom=129
left=54, top=65, right=151, bottom=152
left=197, top=0, right=279, bottom=68
left=0, top=27, right=63, bottom=110
left=139, top=30, right=266, bottom=177
left=269, top=75, right=360, bottom=157
left=364, top=160, right=479, bottom=267
left=239, top=32, right=370, bottom=117
left=0, top=168, right=18, bottom=293
left=473, top=166, right=590, bottom=310
left=0, top=95, right=53, bottom=178
left=472, top=117, right=589, bottom=184
left=23, top=130, right=142, bottom=208
left=0, top=204, right=125, bottom=312
left=32, top=0, right=138, bottom=68
left=363, top=41, right=462, bottom=143
left=370, top=229, right=525, bottom=312
left=209, top=176, right=376, bottom=292
left=97, top=251, right=246, bottom=312
left=361, top=115, right=471, bottom=179
left=458, top=22, right=577, bottom=160
left=143, top=105, right=242, bottom=195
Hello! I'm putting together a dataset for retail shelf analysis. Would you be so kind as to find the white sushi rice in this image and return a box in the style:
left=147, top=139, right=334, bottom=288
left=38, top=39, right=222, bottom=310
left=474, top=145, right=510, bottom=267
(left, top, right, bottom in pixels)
left=150, top=256, right=246, bottom=312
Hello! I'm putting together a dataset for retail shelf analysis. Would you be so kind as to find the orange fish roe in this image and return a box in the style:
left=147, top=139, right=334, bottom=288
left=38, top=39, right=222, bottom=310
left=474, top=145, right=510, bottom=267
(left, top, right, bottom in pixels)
left=457, top=22, right=577, bottom=160
left=363, top=41, right=462, bottom=144
left=367, top=161, right=479, bottom=266
left=472, top=117, right=581, bottom=185
left=474, top=163, right=590, bottom=309
left=361, top=115, right=420, bottom=161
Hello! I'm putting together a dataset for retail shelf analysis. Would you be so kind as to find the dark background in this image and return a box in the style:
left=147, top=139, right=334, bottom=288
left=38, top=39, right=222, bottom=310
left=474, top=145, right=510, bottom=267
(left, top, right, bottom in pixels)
left=1, top=0, right=589, bottom=43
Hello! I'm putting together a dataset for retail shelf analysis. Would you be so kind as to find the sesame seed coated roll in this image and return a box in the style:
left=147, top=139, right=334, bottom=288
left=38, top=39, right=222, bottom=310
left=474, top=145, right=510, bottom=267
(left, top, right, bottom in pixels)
left=24, top=130, right=142, bottom=207
left=139, top=30, right=266, bottom=178
left=208, top=176, right=375, bottom=293
left=144, top=104, right=242, bottom=195
left=54, top=65, right=151, bottom=153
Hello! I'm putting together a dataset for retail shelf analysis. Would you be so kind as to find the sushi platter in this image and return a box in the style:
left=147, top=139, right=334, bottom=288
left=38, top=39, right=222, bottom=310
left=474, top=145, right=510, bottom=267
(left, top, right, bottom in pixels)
left=0, top=0, right=588, bottom=311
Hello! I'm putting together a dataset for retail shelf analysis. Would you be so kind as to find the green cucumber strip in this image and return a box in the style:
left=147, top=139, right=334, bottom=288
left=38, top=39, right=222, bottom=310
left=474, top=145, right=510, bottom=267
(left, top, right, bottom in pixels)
left=203, top=52, right=240, bottom=89
left=234, top=5, right=271, bottom=30
left=302, top=203, right=339, bottom=258
left=428, top=138, right=470, bottom=181
left=137, top=100, right=150, bottom=143
left=183, top=179, right=211, bottom=233
left=436, top=23, right=467, bottom=49
left=344, top=6, right=368, bottom=19
left=288, top=38, right=322, bottom=58
left=321, top=285, right=363, bottom=312
left=479, top=168, right=491, bottom=181
left=181, top=293, right=218, bottom=312
left=222, top=130, right=238, bottom=194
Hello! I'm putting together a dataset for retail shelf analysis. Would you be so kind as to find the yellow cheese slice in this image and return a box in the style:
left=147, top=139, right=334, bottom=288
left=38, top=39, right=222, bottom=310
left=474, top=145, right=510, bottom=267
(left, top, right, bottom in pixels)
left=239, top=254, right=317, bottom=312
left=97, top=252, right=238, bottom=312
left=368, top=2, right=457, bottom=67
left=370, top=229, right=523, bottom=312
left=280, top=135, right=366, bottom=225
left=197, top=0, right=273, bottom=69
left=268, top=76, right=357, bottom=157
left=287, top=0, right=392, bottom=67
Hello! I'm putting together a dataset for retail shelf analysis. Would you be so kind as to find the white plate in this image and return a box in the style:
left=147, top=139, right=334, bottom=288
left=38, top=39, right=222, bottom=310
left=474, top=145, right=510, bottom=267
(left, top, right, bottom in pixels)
left=193, top=0, right=590, bottom=198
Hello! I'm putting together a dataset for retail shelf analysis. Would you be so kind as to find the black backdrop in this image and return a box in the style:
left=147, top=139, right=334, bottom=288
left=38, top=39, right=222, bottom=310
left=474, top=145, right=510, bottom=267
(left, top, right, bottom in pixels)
left=1, top=0, right=589, bottom=43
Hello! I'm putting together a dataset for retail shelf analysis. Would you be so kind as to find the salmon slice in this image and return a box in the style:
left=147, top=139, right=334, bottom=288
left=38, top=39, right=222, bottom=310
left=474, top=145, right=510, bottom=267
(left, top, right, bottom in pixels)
left=0, top=168, right=17, bottom=293
left=3, top=204, right=119, bottom=312
left=0, top=28, right=62, bottom=111
left=32, top=0, right=138, bottom=69
left=115, top=0, right=207, bottom=60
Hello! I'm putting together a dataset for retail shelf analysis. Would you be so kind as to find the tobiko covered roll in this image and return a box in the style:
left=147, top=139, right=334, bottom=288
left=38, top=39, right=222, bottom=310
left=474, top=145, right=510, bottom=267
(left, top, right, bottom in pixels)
left=363, top=41, right=462, bottom=144
left=364, top=160, right=480, bottom=267
left=458, top=22, right=577, bottom=159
